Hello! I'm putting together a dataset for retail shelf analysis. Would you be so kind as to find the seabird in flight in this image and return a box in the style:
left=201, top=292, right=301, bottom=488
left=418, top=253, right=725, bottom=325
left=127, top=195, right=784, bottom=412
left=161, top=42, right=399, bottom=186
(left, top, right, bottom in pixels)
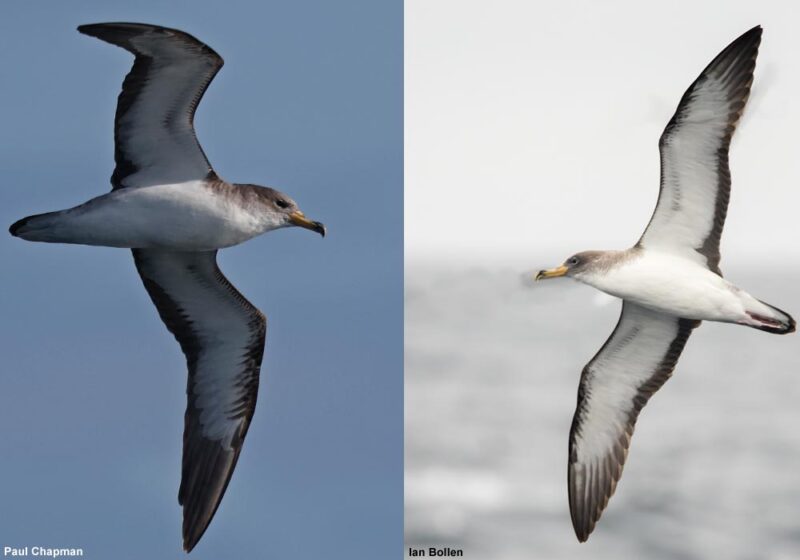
left=10, top=22, right=325, bottom=551
left=535, top=26, right=794, bottom=541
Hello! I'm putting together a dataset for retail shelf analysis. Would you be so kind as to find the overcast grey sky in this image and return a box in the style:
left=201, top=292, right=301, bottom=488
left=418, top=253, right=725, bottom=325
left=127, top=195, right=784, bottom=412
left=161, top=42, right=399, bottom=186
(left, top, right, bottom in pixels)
left=406, top=0, right=800, bottom=265
left=0, top=1, right=401, bottom=558
left=406, top=5, right=800, bottom=558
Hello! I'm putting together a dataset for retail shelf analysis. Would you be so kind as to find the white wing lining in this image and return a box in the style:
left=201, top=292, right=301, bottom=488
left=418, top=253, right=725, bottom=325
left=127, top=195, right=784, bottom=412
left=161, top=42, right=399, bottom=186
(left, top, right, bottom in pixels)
left=79, top=23, right=223, bottom=189
left=568, top=302, right=698, bottom=541
left=638, top=26, right=761, bottom=275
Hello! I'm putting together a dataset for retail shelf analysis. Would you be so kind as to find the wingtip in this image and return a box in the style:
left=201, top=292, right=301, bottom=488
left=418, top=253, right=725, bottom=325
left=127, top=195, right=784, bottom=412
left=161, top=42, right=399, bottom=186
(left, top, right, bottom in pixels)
left=178, top=490, right=203, bottom=552
left=740, top=24, right=763, bottom=44
left=182, top=519, right=207, bottom=553
left=77, top=22, right=138, bottom=39
left=571, top=514, right=593, bottom=543
left=76, top=23, right=115, bottom=42
left=76, top=22, right=110, bottom=37
left=569, top=492, right=595, bottom=543
left=722, top=25, right=762, bottom=53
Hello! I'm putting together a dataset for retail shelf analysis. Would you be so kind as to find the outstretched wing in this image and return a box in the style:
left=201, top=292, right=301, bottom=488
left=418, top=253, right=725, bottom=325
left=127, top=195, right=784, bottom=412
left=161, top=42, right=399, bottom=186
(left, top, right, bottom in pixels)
left=132, top=249, right=265, bottom=552
left=568, top=302, right=698, bottom=541
left=78, top=22, right=223, bottom=189
left=638, top=26, right=761, bottom=275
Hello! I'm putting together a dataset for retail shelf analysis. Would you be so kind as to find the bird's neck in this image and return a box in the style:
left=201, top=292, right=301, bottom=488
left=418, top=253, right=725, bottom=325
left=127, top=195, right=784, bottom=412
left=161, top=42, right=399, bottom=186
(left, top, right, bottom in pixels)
left=575, top=249, right=639, bottom=287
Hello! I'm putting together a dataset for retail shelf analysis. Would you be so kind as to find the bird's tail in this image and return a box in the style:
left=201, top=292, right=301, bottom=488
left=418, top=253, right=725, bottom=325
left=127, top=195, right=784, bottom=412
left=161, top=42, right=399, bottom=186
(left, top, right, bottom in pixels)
left=9, top=211, right=63, bottom=242
left=745, top=300, right=796, bottom=334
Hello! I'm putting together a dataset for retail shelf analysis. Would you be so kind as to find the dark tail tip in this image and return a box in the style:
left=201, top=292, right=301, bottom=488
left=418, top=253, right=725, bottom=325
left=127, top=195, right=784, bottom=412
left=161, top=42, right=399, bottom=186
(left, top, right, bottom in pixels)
left=9, top=216, right=31, bottom=237
left=753, top=323, right=794, bottom=335
left=747, top=307, right=796, bottom=335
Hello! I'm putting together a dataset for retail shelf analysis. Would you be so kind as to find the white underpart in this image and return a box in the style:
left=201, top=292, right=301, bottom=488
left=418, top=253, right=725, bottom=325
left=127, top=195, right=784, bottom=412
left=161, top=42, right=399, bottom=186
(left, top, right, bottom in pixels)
left=17, top=181, right=285, bottom=250
left=577, top=250, right=776, bottom=324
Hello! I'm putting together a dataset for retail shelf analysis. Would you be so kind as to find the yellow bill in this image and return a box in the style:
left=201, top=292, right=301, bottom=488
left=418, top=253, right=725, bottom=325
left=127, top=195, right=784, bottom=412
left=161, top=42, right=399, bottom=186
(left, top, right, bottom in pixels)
left=535, top=265, right=568, bottom=281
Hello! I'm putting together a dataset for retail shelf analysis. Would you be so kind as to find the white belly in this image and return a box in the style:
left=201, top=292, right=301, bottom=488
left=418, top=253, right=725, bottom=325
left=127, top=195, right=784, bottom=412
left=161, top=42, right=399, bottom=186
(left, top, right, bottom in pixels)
left=581, top=251, right=747, bottom=322
left=27, top=181, right=265, bottom=250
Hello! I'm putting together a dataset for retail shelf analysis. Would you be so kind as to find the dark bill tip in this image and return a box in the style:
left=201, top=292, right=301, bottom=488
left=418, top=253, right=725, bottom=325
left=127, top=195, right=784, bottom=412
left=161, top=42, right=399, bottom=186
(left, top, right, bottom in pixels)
left=289, top=211, right=326, bottom=237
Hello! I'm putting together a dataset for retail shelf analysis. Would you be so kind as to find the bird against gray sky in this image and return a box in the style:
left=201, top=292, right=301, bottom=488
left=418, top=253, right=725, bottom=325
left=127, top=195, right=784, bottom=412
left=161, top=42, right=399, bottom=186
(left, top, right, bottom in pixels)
left=9, top=22, right=325, bottom=552
left=535, top=26, right=794, bottom=542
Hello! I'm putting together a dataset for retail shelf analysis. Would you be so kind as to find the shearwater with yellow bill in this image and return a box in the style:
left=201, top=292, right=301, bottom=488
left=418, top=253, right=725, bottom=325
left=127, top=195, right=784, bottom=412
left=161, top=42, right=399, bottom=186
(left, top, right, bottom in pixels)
left=534, top=26, right=794, bottom=542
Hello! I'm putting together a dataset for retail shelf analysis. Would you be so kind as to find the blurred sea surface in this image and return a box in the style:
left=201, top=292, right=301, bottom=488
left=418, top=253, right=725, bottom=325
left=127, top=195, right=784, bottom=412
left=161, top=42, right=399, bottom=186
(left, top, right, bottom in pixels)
left=405, top=262, right=800, bottom=560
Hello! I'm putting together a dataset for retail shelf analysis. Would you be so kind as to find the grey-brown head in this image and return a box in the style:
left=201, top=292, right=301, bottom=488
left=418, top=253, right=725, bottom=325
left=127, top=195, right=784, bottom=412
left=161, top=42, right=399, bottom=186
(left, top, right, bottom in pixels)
left=535, top=250, right=610, bottom=281
left=243, top=184, right=326, bottom=237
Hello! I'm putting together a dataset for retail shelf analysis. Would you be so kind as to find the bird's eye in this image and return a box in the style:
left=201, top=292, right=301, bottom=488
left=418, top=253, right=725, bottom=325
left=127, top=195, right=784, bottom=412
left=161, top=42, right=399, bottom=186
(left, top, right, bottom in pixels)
left=275, top=199, right=289, bottom=209
left=569, top=257, right=579, bottom=266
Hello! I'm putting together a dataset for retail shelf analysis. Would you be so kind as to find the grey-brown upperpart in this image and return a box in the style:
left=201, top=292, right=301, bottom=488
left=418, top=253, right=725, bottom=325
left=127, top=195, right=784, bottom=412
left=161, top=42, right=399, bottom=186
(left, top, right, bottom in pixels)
left=535, top=248, right=641, bottom=280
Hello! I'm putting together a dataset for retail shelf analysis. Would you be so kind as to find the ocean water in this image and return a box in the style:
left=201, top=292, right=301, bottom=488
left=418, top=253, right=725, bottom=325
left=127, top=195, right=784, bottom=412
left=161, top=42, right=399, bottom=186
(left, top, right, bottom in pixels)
left=405, top=262, right=800, bottom=560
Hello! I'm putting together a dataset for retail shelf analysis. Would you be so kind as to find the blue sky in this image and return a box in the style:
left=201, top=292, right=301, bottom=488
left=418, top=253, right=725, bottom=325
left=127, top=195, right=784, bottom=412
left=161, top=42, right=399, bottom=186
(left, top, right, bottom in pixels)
left=0, top=1, right=402, bottom=558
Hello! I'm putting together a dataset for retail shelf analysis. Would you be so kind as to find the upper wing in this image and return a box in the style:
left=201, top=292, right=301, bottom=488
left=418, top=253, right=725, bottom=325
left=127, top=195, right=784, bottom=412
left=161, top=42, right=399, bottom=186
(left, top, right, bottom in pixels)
left=637, top=26, right=761, bottom=275
left=132, top=249, right=266, bottom=552
left=568, top=302, right=699, bottom=541
left=78, top=22, right=223, bottom=190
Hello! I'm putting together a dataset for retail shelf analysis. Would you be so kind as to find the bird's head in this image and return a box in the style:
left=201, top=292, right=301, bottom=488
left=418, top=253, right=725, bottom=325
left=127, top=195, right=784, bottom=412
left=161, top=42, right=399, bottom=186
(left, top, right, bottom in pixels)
left=535, top=251, right=606, bottom=281
left=255, top=186, right=326, bottom=237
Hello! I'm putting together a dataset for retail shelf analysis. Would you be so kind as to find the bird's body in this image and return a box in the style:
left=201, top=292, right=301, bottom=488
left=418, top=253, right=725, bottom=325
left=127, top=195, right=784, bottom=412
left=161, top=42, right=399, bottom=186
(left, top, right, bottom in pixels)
left=535, top=25, right=795, bottom=542
left=9, top=22, right=325, bottom=552
left=13, top=179, right=294, bottom=250
left=576, top=248, right=787, bottom=327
